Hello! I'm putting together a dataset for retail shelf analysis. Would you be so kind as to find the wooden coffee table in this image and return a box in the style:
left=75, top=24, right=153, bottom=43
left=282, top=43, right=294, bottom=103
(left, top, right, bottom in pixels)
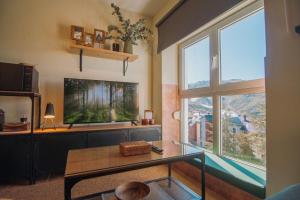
left=64, top=141, right=205, bottom=200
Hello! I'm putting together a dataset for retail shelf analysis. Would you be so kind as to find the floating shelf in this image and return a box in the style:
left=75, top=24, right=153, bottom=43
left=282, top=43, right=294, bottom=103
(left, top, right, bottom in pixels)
left=70, top=44, right=138, bottom=75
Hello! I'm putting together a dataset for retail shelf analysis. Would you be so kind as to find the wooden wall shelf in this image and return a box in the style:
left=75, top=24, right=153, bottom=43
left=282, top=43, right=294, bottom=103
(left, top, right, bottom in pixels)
left=70, top=44, right=138, bottom=75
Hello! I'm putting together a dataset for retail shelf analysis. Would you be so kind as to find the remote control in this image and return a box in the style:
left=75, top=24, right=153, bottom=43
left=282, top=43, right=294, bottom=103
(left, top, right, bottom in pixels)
left=152, top=145, right=163, bottom=154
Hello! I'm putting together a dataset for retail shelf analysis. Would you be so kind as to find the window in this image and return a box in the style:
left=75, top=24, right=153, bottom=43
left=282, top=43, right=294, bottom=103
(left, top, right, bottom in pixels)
left=184, top=37, right=210, bottom=89
left=187, top=97, right=213, bottom=151
left=180, top=1, right=266, bottom=167
left=220, top=10, right=266, bottom=84
left=221, top=93, right=266, bottom=166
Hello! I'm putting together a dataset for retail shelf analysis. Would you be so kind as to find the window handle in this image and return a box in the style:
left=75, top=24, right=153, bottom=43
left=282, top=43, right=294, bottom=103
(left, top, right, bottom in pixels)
left=211, top=56, right=218, bottom=70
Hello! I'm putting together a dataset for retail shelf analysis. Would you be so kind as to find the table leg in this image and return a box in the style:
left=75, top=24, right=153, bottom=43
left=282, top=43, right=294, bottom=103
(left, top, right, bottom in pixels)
left=168, top=163, right=172, bottom=188
left=200, top=153, right=206, bottom=200
left=168, top=163, right=172, bottom=177
left=64, top=178, right=77, bottom=200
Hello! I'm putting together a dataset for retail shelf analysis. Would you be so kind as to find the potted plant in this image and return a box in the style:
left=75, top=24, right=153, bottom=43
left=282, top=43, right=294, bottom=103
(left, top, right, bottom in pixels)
left=107, top=3, right=152, bottom=54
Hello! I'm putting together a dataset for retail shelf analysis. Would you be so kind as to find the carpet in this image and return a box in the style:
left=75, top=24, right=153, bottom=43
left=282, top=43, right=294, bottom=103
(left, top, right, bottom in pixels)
left=0, top=166, right=168, bottom=200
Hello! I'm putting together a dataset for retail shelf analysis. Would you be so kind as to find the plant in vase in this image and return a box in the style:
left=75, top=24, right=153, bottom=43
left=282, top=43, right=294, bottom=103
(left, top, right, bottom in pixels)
left=107, top=3, right=152, bottom=54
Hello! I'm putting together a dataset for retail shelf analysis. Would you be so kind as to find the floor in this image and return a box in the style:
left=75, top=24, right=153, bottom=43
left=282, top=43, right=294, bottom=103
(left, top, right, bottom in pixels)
left=0, top=166, right=225, bottom=200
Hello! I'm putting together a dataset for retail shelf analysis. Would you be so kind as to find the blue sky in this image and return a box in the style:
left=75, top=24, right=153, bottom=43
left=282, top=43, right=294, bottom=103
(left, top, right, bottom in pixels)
left=186, top=9, right=266, bottom=85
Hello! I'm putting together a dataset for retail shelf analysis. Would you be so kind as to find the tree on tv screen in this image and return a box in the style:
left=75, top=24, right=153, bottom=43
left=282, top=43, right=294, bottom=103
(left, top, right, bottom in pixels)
left=64, top=79, right=138, bottom=124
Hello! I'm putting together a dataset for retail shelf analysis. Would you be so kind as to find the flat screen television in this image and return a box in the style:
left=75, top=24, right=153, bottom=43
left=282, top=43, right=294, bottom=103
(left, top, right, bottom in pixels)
left=64, top=78, right=139, bottom=124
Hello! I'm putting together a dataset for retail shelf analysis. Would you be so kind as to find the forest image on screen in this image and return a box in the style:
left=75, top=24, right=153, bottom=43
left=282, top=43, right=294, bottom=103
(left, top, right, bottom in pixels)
left=64, top=78, right=139, bottom=124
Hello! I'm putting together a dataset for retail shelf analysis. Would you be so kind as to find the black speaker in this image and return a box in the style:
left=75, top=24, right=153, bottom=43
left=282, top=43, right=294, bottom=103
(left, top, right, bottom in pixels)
left=0, top=62, right=39, bottom=93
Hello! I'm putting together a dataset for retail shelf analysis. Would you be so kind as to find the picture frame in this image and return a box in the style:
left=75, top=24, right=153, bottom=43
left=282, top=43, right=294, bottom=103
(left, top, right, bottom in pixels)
left=83, top=32, right=94, bottom=47
left=71, top=25, right=84, bottom=41
left=144, top=110, right=153, bottom=120
left=94, top=29, right=107, bottom=44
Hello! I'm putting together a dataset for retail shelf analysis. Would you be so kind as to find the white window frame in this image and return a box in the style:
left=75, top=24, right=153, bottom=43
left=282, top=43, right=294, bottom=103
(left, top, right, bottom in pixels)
left=179, top=0, right=265, bottom=167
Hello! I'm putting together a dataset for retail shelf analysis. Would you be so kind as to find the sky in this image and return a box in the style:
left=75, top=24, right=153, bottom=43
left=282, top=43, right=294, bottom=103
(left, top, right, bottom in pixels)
left=185, top=9, right=266, bottom=86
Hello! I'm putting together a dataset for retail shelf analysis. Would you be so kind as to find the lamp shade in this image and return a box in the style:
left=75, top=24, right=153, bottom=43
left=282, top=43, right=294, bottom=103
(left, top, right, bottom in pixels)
left=44, top=103, right=55, bottom=119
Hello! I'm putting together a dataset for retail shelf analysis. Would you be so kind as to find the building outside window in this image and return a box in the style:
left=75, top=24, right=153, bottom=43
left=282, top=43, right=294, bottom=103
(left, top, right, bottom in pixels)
left=180, top=1, right=266, bottom=167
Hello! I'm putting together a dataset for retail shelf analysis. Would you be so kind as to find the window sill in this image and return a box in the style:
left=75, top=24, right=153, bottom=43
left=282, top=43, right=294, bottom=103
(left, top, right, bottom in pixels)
left=187, top=152, right=266, bottom=199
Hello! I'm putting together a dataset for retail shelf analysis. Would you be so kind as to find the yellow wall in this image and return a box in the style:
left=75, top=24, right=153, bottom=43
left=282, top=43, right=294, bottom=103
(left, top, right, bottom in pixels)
left=0, top=0, right=152, bottom=126
left=265, top=0, right=300, bottom=195
left=151, top=0, right=179, bottom=124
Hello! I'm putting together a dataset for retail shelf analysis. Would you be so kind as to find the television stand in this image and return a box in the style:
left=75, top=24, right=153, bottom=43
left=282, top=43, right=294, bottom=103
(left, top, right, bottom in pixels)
left=68, top=124, right=74, bottom=129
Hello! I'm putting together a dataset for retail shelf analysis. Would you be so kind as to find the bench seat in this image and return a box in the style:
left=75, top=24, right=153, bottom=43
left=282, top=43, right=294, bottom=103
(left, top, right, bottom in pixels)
left=186, top=152, right=266, bottom=199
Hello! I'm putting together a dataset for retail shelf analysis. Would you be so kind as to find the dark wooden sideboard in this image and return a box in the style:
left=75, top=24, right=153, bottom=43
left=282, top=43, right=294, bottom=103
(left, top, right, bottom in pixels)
left=0, top=125, right=162, bottom=182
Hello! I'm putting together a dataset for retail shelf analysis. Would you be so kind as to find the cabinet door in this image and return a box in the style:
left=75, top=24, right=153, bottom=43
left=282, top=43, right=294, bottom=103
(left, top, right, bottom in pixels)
left=129, top=127, right=162, bottom=142
left=0, top=135, right=31, bottom=181
left=34, top=133, right=86, bottom=175
left=87, top=129, right=128, bottom=148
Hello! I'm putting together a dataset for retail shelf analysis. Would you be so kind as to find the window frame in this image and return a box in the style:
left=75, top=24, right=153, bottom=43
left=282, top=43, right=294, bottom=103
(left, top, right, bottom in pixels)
left=179, top=0, right=265, bottom=168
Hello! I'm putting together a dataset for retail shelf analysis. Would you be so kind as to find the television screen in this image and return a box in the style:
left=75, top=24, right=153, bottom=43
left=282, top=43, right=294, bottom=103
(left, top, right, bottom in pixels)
left=64, top=78, right=139, bottom=124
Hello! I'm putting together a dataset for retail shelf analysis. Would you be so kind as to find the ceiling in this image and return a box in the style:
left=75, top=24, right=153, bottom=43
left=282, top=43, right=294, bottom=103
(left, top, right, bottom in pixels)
left=99, top=0, right=170, bottom=17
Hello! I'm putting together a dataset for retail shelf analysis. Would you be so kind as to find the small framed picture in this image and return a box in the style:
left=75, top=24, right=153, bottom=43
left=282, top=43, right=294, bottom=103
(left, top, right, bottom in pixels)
left=144, top=110, right=153, bottom=120
left=83, top=33, right=94, bottom=47
left=71, top=25, right=84, bottom=41
left=94, top=29, right=106, bottom=44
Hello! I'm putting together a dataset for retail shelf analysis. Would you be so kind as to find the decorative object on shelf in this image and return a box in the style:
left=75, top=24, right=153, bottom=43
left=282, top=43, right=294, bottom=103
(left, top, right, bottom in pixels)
left=0, top=109, right=4, bottom=131
left=141, top=118, right=149, bottom=125
left=42, top=102, right=56, bottom=130
left=20, top=114, right=28, bottom=123
left=144, top=110, right=153, bottom=120
left=112, top=43, right=120, bottom=52
left=149, top=119, right=155, bottom=125
left=83, top=32, right=94, bottom=47
left=94, top=29, right=106, bottom=44
left=119, top=140, right=151, bottom=156
left=142, top=110, right=154, bottom=125
left=71, top=25, right=84, bottom=41
left=123, top=41, right=133, bottom=54
left=107, top=3, right=152, bottom=54
left=115, top=181, right=150, bottom=200
left=3, top=122, right=29, bottom=132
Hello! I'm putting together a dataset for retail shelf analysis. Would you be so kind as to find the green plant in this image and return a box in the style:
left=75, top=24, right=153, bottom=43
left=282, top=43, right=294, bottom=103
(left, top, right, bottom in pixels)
left=107, top=3, right=152, bottom=45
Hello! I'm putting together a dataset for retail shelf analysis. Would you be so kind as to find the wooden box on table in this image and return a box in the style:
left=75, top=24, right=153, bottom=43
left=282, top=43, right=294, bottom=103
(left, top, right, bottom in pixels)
left=119, top=140, right=151, bottom=156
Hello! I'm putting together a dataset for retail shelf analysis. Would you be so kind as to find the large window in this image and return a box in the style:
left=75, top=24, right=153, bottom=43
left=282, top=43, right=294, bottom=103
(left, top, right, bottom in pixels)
left=180, top=1, right=266, bottom=167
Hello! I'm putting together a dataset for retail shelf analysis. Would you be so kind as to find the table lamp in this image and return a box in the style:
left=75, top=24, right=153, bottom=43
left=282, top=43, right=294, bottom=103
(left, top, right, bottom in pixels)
left=42, top=103, right=56, bottom=130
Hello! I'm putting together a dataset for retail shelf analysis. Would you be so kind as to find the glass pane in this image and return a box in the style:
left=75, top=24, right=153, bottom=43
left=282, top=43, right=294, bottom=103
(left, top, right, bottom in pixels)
left=221, top=93, right=266, bottom=166
left=187, top=97, right=213, bottom=151
left=184, top=37, right=210, bottom=89
left=220, top=9, right=266, bottom=83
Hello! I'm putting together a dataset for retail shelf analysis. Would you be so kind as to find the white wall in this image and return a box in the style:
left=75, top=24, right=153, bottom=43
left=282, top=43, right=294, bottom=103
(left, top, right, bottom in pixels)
left=265, top=0, right=300, bottom=196
left=0, top=0, right=152, bottom=125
